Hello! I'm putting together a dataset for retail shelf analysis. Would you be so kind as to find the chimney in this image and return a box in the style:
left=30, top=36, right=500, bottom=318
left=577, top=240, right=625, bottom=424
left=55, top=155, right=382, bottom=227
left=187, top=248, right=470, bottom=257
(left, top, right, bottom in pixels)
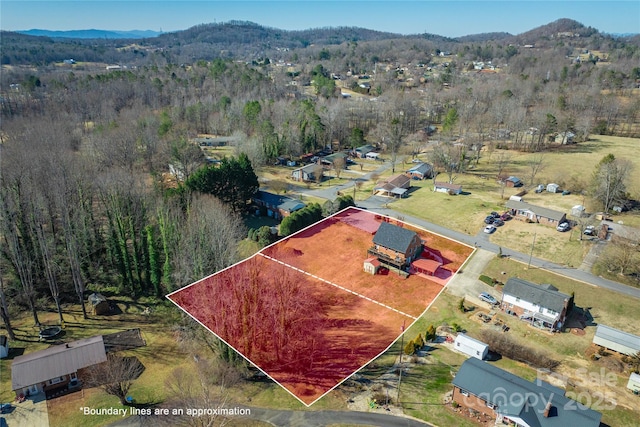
left=543, top=401, right=552, bottom=418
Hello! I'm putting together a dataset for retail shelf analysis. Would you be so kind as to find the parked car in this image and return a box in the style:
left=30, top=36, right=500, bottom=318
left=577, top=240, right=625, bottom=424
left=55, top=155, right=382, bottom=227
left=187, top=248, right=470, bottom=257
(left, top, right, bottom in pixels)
left=484, top=215, right=495, bottom=224
left=490, top=211, right=500, bottom=218
left=584, top=225, right=596, bottom=236
left=556, top=222, right=570, bottom=232
left=492, top=218, right=505, bottom=226
left=479, top=292, right=498, bottom=305
left=483, top=225, right=497, bottom=234
left=500, top=212, right=512, bottom=221
left=535, top=184, right=545, bottom=193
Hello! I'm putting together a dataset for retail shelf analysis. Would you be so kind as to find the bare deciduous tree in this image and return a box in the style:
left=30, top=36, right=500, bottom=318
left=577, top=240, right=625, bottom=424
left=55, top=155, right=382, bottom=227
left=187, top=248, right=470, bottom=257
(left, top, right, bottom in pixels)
left=85, top=354, right=145, bottom=405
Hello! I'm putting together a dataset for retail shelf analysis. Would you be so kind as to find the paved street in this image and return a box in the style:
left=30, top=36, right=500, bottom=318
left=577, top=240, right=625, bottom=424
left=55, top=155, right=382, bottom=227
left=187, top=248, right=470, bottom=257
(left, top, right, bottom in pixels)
left=354, top=200, right=640, bottom=300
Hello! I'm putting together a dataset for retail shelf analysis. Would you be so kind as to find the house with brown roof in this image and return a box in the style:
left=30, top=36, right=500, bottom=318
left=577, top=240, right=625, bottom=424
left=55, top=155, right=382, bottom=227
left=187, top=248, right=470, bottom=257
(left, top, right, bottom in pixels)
left=434, top=181, right=462, bottom=194
left=373, top=174, right=411, bottom=198
left=11, top=335, right=107, bottom=398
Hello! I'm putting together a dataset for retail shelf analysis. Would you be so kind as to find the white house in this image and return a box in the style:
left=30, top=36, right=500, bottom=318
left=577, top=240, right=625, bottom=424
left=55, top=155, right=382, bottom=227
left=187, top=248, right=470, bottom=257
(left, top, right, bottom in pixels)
left=501, top=278, right=570, bottom=331
left=627, top=372, right=640, bottom=394
left=593, top=324, right=640, bottom=356
left=453, top=334, right=489, bottom=360
left=0, top=335, right=8, bottom=359
left=433, top=181, right=462, bottom=194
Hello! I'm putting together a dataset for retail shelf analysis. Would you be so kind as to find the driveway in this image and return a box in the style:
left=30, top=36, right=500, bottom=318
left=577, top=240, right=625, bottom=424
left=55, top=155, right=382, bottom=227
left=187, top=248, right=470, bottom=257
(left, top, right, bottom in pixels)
left=3, top=393, right=49, bottom=427
left=445, top=249, right=502, bottom=308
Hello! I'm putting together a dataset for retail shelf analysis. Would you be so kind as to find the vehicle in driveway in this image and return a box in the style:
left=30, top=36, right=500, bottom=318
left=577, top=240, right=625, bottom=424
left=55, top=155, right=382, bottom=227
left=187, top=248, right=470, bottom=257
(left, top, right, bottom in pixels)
left=479, top=292, right=498, bottom=305
left=500, top=212, right=511, bottom=221
left=483, top=225, right=497, bottom=234
left=556, top=222, right=570, bottom=232
left=492, top=218, right=504, bottom=226
left=484, top=215, right=495, bottom=224
left=584, top=225, right=596, bottom=236
left=489, top=211, right=500, bottom=218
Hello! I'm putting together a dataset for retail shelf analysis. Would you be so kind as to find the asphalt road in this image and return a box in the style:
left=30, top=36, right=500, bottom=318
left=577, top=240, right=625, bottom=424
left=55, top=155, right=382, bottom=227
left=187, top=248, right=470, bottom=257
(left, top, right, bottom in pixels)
left=355, top=200, right=640, bottom=300
left=108, top=407, right=433, bottom=427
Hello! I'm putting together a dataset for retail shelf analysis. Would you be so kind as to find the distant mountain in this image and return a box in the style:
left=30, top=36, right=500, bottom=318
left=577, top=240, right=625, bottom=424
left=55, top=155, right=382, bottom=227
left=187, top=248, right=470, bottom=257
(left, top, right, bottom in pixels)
left=512, top=18, right=598, bottom=43
left=18, top=29, right=162, bottom=39
left=456, top=32, right=512, bottom=43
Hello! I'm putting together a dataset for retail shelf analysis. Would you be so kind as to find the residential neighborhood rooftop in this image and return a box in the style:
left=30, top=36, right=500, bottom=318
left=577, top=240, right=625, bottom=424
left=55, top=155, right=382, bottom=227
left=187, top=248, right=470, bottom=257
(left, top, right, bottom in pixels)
left=505, top=200, right=566, bottom=222
left=503, top=278, right=570, bottom=314
left=594, top=324, right=640, bottom=353
left=11, top=335, right=107, bottom=391
left=373, top=221, right=420, bottom=255
left=453, top=358, right=602, bottom=427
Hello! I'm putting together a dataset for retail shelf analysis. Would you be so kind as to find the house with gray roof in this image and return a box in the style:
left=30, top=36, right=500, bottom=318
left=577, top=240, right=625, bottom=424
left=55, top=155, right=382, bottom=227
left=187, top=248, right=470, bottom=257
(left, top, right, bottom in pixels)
left=368, top=221, right=423, bottom=271
left=291, top=163, right=322, bottom=182
left=593, top=324, right=640, bottom=356
left=11, top=335, right=107, bottom=397
left=252, top=190, right=306, bottom=220
left=501, top=278, right=571, bottom=331
left=452, top=358, right=601, bottom=427
left=405, top=162, right=433, bottom=180
left=505, top=200, right=566, bottom=227
left=353, top=144, right=376, bottom=158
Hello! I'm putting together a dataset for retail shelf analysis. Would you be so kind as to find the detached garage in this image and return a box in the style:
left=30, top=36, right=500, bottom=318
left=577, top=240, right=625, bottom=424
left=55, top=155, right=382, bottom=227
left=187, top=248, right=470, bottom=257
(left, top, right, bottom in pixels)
left=593, top=324, right=640, bottom=356
left=453, top=334, right=489, bottom=360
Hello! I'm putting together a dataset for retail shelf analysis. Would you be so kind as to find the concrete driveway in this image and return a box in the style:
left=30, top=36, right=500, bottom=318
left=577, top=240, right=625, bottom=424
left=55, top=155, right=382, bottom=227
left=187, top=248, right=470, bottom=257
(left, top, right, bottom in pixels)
left=445, top=248, right=502, bottom=308
left=3, top=393, right=49, bottom=427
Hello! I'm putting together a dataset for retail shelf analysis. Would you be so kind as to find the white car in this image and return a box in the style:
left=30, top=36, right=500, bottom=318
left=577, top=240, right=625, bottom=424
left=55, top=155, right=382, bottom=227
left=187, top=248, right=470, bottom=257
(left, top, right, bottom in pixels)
left=479, top=292, right=498, bottom=305
left=483, top=225, right=496, bottom=234
left=556, top=222, right=570, bottom=232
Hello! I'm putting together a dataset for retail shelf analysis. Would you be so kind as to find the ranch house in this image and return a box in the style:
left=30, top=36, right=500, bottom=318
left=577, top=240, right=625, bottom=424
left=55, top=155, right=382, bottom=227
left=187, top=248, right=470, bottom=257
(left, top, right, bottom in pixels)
left=452, top=358, right=602, bottom=427
left=505, top=200, right=566, bottom=227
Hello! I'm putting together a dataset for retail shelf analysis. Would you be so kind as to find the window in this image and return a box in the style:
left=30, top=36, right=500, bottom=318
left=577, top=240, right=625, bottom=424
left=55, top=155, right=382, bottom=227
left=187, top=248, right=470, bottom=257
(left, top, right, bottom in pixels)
left=460, top=389, right=469, bottom=397
left=50, top=376, right=64, bottom=385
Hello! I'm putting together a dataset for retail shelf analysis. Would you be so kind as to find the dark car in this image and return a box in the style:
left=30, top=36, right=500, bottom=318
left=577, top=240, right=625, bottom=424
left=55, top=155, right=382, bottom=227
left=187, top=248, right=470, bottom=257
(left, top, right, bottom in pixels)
left=484, top=215, right=495, bottom=224
left=490, top=211, right=500, bottom=218
left=500, top=212, right=512, bottom=221
left=493, top=218, right=505, bottom=226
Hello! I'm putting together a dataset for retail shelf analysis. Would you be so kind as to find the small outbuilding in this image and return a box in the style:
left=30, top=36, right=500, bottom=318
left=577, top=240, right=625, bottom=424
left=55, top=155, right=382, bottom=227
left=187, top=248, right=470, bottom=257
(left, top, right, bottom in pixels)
left=547, top=183, right=561, bottom=193
left=88, top=293, right=110, bottom=315
left=571, top=205, right=586, bottom=217
left=0, top=335, right=8, bottom=359
left=453, top=334, right=489, bottom=360
left=411, top=258, right=442, bottom=276
left=433, top=181, right=462, bottom=195
left=593, top=324, right=640, bottom=356
left=627, top=372, right=640, bottom=394
left=363, top=257, right=381, bottom=275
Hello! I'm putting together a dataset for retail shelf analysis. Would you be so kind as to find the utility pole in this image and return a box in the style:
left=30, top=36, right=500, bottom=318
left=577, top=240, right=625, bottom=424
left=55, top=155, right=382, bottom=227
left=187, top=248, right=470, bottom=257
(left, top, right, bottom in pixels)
left=397, top=320, right=405, bottom=404
left=527, top=231, right=537, bottom=269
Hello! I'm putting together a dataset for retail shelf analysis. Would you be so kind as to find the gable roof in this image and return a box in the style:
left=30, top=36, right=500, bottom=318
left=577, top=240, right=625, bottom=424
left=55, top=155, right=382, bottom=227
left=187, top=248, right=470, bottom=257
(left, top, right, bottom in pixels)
left=434, top=181, right=462, bottom=191
left=12, top=335, right=107, bottom=391
left=594, top=324, right=640, bottom=353
left=254, top=190, right=306, bottom=213
left=503, top=278, right=570, bottom=314
left=374, top=174, right=410, bottom=196
left=453, top=358, right=601, bottom=427
left=407, top=162, right=432, bottom=175
left=355, top=144, right=376, bottom=155
left=373, top=222, right=419, bottom=254
left=505, top=200, right=566, bottom=222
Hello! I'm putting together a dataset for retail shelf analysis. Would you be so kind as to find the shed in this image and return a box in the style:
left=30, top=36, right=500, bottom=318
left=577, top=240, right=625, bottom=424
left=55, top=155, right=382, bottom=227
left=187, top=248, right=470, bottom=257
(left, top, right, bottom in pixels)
left=453, top=334, right=489, bottom=360
left=593, top=324, right=640, bottom=356
left=411, top=258, right=441, bottom=276
left=363, top=257, right=381, bottom=275
left=0, top=335, right=8, bottom=359
left=571, top=205, right=586, bottom=217
left=88, top=293, right=110, bottom=315
left=504, top=176, right=523, bottom=188
left=547, top=183, right=560, bottom=193
left=627, top=372, right=640, bottom=394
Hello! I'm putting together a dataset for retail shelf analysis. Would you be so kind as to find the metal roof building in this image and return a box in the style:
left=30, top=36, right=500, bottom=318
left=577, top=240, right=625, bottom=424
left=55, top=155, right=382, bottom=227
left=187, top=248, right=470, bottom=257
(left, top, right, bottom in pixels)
left=11, top=335, right=107, bottom=391
left=593, top=324, right=640, bottom=356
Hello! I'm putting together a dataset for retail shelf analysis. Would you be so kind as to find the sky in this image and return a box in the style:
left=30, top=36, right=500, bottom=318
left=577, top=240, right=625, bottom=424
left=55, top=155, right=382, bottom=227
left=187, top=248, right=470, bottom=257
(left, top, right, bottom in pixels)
left=1, top=1, right=639, bottom=38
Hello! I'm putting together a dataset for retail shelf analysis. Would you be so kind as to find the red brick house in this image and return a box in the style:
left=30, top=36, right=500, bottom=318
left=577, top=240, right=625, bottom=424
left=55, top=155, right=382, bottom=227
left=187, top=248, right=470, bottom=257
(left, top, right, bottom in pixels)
left=452, top=358, right=601, bottom=427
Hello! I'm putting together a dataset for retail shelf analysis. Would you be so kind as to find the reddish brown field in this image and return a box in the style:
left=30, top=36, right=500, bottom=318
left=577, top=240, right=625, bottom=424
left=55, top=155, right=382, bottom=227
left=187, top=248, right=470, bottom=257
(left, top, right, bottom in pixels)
left=168, top=255, right=408, bottom=405
left=168, top=208, right=472, bottom=405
